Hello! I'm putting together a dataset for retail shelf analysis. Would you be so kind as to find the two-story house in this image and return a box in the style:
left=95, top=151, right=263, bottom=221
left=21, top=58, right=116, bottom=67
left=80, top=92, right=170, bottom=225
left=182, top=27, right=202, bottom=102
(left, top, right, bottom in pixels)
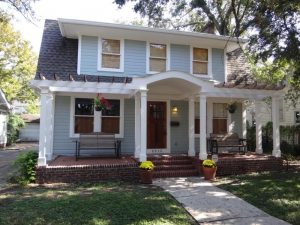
left=31, top=19, right=284, bottom=166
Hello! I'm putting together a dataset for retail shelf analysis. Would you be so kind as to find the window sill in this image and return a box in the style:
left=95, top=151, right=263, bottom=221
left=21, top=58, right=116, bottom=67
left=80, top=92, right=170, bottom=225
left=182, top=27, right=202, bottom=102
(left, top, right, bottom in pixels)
left=98, top=68, right=124, bottom=73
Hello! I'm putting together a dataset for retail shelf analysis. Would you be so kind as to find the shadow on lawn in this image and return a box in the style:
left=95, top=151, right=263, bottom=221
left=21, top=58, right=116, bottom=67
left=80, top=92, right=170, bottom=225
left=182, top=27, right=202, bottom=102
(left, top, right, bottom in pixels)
left=0, top=182, right=197, bottom=225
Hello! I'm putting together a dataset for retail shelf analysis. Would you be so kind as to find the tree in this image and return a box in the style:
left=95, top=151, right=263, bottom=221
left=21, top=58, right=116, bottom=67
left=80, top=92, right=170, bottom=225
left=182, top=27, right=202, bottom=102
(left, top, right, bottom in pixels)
left=0, top=0, right=39, bottom=21
left=0, top=14, right=37, bottom=104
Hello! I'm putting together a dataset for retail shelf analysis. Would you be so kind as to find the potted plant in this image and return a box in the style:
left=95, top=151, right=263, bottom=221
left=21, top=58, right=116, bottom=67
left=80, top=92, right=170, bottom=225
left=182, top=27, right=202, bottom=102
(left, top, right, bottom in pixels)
left=94, top=94, right=111, bottom=111
left=227, top=101, right=237, bottom=114
left=139, top=161, right=155, bottom=184
left=202, top=159, right=217, bottom=180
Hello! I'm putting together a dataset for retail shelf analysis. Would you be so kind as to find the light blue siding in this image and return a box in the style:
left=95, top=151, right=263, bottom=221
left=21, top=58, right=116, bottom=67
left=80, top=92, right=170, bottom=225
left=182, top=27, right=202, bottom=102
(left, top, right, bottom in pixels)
left=170, top=100, right=189, bottom=154
left=53, top=96, right=134, bottom=156
left=231, top=102, right=243, bottom=137
left=80, top=36, right=146, bottom=76
left=212, top=48, right=225, bottom=82
left=170, top=44, right=190, bottom=73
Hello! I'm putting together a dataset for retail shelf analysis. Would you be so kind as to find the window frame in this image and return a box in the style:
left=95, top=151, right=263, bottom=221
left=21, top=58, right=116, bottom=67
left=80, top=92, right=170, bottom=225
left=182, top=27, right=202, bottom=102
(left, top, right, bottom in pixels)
left=190, top=46, right=212, bottom=77
left=98, top=37, right=124, bottom=72
left=146, top=42, right=170, bottom=74
left=70, top=96, right=124, bottom=138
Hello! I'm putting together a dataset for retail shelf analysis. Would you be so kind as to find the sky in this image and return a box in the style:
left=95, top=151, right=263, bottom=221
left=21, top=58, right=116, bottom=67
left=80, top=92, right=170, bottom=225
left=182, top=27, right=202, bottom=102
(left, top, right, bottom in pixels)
left=3, top=0, right=141, bottom=53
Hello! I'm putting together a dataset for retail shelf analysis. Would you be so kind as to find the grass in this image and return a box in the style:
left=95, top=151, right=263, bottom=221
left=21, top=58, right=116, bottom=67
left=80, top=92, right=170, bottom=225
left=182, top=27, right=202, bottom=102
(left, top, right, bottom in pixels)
left=216, top=171, right=300, bottom=225
left=0, top=182, right=197, bottom=225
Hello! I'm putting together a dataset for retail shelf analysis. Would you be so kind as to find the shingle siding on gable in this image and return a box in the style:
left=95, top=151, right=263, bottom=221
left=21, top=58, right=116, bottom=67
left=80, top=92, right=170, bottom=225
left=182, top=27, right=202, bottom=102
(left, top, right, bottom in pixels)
left=212, top=48, right=225, bottom=82
left=170, top=44, right=190, bottom=73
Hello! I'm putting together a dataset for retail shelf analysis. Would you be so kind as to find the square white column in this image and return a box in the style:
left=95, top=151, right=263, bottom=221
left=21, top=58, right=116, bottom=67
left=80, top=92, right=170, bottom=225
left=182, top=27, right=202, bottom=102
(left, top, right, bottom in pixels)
left=272, top=97, right=281, bottom=157
left=242, top=101, right=247, bottom=139
left=38, top=88, right=54, bottom=166
left=134, top=92, right=141, bottom=158
left=199, top=95, right=207, bottom=160
left=207, top=100, right=213, bottom=135
left=254, top=100, right=263, bottom=154
left=139, top=90, right=148, bottom=162
left=188, top=97, right=195, bottom=156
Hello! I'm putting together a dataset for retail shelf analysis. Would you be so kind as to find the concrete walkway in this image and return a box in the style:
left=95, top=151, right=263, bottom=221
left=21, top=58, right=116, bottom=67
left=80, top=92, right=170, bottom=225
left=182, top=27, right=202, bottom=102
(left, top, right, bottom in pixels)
left=154, top=177, right=290, bottom=225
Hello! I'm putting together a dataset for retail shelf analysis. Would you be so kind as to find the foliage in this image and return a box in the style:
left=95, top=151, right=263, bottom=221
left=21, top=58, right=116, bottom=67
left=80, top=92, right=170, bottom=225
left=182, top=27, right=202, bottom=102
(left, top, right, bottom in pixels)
left=6, top=114, right=25, bottom=145
left=0, top=15, right=37, bottom=104
left=202, top=159, right=216, bottom=168
left=0, top=182, right=197, bottom=225
left=12, top=150, right=38, bottom=185
left=0, top=0, right=39, bottom=21
left=227, top=101, right=237, bottom=114
left=246, top=120, right=255, bottom=151
left=139, top=161, right=155, bottom=170
left=217, top=172, right=300, bottom=225
left=94, top=94, right=112, bottom=112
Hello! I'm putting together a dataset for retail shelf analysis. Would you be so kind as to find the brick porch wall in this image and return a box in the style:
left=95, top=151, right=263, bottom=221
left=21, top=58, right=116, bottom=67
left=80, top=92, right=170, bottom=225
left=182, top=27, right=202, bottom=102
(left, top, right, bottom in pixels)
left=36, top=164, right=140, bottom=183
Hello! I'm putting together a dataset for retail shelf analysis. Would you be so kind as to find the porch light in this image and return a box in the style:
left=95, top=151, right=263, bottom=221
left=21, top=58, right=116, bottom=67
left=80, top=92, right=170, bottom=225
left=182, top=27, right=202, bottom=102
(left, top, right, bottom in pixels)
left=172, top=106, right=178, bottom=113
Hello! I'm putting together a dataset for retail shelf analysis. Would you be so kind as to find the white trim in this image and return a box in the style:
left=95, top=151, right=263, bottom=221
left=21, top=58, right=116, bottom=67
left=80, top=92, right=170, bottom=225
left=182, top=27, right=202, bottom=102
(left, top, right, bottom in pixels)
left=272, top=97, right=281, bottom=157
left=134, top=93, right=141, bottom=158
left=146, top=42, right=170, bottom=74
left=224, top=45, right=228, bottom=82
left=69, top=96, right=124, bottom=138
left=77, top=35, right=82, bottom=75
left=242, top=102, right=247, bottom=139
left=199, top=94, right=207, bottom=160
left=190, top=46, right=212, bottom=78
left=97, top=38, right=124, bottom=72
left=146, top=98, right=171, bottom=154
left=188, top=97, right=195, bottom=156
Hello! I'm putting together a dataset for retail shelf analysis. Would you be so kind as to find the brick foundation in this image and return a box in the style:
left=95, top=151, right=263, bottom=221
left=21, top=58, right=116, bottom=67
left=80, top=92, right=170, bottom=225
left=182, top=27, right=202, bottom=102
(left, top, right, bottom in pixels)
left=36, top=163, right=140, bottom=183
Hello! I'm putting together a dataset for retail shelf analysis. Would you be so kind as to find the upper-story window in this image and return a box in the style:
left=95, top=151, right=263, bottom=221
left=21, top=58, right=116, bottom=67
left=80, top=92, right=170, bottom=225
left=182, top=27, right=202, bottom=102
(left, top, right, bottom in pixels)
left=99, top=38, right=124, bottom=72
left=192, top=48, right=208, bottom=75
left=149, top=43, right=167, bottom=73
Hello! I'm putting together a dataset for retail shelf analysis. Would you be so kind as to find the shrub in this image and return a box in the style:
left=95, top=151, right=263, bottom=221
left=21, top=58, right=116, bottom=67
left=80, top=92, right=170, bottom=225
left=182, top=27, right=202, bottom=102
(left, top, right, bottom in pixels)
left=13, top=151, right=38, bottom=185
left=7, top=114, right=25, bottom=145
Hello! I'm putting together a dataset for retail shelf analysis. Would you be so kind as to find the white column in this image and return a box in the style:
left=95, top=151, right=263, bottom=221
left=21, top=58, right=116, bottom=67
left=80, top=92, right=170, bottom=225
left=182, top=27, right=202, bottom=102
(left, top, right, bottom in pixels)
left=134, top=92, right=141, bottom=158
left=242, top=101, right=247, bottom=139
left=38, top=88, right=54, bottom=166
left=94, top=111, right=102, bottom=132
left=207, top=100, right=213, bottom=135
left=255, top=100, right=263, bottom=154
left=47, top=94, right=55, bottom=160
left=199, top=95, right=207, bottom=160
left=188, top=97, right=195, bottom=156
left=272, top=97, right=281, bottom=157
left=139, top=90, right=148, bottom=162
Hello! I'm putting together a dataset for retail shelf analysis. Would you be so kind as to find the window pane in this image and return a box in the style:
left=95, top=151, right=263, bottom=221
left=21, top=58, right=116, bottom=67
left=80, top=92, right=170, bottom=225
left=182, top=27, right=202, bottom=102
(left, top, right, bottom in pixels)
left=213, top=103, right=227, bottom=118
left=102, top=117, right=120, bottom=133
left=102, top=100, right=120, bottom=116
left=213, top=119, right=227, bottom=134
left=75, top=98, right=94, bottom=115
left=150, top=44, right=166, bottom=58
left=150, top=58, right=166, bottom=72
left=75, top=117, right=94, bottom=133
left=102, top=39, right=120, bottom=54
left=193, top=48, right=208, bottom=61
left=102, top=54, right=120, bottom=69
left=195, top=118, right=200, bottom=134
left=193, top=62, right=208, bottom=74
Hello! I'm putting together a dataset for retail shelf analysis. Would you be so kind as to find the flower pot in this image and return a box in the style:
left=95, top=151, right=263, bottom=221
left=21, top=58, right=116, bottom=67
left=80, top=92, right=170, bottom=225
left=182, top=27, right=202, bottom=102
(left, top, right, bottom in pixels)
left=139, top=169, right=153, bottom=184
left=202, top=167, right=217, bottom=180
left=95, top=106, right=102, bottom=111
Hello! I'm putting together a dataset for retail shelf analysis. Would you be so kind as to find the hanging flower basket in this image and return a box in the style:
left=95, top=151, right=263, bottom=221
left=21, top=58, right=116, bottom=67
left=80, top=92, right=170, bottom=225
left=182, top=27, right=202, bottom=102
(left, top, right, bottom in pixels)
left=202, top=159, right=217, bottom=180
left=139, top=161, right=155, bottom=184
left=227, top=102, right=237, bottom=114
left=94, top=94, right=112, bottom=111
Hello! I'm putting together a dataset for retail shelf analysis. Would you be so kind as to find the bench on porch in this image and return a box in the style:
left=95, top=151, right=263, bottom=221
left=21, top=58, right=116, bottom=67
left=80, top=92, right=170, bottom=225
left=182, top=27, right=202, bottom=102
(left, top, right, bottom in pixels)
left=75, top=133, right=121, bottom=160
left=207, top=133, right=247, bottom=154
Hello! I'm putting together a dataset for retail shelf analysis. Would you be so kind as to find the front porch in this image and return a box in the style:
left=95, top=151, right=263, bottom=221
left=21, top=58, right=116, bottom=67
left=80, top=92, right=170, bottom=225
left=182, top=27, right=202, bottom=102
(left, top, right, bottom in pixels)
left=36, top=153, right=283, bottom=183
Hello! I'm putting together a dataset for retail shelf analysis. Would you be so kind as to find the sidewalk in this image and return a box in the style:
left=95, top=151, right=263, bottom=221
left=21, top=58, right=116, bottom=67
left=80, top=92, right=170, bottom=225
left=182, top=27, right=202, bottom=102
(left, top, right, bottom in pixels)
left=154, top=177, right=290, bottom=225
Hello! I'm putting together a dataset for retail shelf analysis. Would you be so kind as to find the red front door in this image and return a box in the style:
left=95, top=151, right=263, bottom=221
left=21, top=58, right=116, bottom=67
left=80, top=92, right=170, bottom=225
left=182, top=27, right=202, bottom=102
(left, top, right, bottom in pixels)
left=147, top=101, right=167, bottom=149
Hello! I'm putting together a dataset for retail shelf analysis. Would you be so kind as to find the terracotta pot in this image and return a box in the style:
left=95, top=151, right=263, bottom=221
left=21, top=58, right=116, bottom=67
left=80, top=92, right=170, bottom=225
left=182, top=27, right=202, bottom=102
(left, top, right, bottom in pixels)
left=202, top=167, right=217, bottom=180
left=139, top=169, right=153, bottom=184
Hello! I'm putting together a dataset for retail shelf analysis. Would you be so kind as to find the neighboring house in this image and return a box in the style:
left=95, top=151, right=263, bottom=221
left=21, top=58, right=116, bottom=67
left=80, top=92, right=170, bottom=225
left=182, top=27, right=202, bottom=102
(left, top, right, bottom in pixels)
left=0, top=89, right=11, bottom=148
left=31, top=19, right=285, bottom=166
left=11, top=100, right=27, bottom=114
left=19, top=114, right=40, bottom=142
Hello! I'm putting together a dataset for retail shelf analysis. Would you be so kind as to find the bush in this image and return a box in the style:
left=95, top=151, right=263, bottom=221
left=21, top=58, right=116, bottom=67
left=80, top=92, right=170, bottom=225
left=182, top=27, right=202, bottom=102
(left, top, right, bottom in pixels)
left=7, top=114, right=25, bottom=145
left=13, top=151, right=38, bottom=185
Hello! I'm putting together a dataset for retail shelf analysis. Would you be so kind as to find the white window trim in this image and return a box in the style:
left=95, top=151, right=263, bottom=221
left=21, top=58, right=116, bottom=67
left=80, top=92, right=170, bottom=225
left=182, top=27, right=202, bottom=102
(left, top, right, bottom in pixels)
left=70, top=96, right=124, bottom=138
left=97, top=38, right=124, bottom=72
left=77, top=35, right=82, bottom=75
left=190, top=46, right=212, bottom=78
left=146, top=41, right=170, bottom=74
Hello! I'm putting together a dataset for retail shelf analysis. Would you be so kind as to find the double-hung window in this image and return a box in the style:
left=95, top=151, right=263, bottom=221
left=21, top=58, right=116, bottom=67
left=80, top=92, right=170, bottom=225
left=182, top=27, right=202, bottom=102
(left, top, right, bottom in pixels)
left=100, top=39, right=122, bottom=70
left=213, top=103, right=228, bottom=134
left=101, top=100, right=120, bottom=134
left=149, top=43, right=167, bottom=72
left=74, top=98, right=94, bottom=133
left=192, top=48, right=208, bottom=75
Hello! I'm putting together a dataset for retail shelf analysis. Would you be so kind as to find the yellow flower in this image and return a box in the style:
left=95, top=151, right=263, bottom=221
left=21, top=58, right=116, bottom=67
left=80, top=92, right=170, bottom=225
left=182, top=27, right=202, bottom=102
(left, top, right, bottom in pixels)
left=139, top=161, right=155, bottom=170
left=202, top=159, right=216, bottom=168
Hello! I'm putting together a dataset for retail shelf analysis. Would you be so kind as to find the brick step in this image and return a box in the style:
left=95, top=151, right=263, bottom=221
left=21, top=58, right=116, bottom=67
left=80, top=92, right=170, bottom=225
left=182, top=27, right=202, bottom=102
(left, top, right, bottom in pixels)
left=148, top=155, right=190, bottom=160
left=155, top=164, right=196, bottom=171
left=151, top=159, right=193, bottom=166
left=153, top=169, right=199, bottom=178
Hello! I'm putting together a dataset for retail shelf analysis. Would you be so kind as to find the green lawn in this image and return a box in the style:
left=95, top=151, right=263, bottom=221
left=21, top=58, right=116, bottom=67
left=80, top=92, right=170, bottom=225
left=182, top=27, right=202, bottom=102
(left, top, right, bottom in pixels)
left=0, top=182, right=197, bottom=225
left=217, top=171, right=300, bottom=225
